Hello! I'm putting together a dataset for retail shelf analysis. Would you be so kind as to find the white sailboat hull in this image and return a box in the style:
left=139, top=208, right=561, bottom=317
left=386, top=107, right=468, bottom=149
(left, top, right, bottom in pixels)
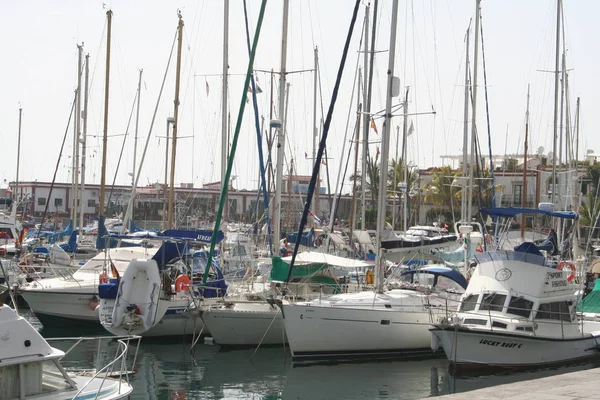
left=430, top=326, right=600, bottom=373
left=282, top=303, right=441, bottom=360
left=202, top=302, right=286, bottom=346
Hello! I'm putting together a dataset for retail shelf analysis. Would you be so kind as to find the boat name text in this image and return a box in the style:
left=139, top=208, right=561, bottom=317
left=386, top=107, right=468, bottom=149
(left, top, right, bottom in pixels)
left=479, top=339, right=522, bottom=348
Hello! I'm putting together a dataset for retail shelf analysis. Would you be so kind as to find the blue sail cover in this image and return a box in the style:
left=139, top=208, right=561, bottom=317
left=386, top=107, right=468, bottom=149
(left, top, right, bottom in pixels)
left=161, top=229, right=225, bottom=244
left=480, top=207, right=578, bottom=220
left=152, top=241, right=189, bottom=269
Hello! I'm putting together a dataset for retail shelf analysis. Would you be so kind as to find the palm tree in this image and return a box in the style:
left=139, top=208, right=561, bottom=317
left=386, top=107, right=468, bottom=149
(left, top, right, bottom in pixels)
left=349, top=153, right=380, bottom=205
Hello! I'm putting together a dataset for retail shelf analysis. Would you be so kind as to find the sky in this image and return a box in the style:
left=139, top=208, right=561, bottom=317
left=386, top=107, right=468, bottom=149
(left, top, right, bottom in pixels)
left=1, top=0, right=599, bottom=195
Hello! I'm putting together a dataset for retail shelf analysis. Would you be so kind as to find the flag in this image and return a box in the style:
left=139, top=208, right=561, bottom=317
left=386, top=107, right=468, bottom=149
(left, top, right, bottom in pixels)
left=305, top=152, right=308, bottom=159
left=205, top=80, right=210, bottom=96
left=6, top=187, right=12, bottom=196
left=110, top=261, right=120, bottom=279
left=308, top=210, right=323, bottom=226
left=247, top=83, right=263, bottom=94
left=376, top=146, right=380, bottom=157
left=408, top=120, right=414, bottom=136
left=321, top=159, right=327, bottom=165
left=370, top=118, right=378, bottom=134
left=16, top=228, right=27, bottom=246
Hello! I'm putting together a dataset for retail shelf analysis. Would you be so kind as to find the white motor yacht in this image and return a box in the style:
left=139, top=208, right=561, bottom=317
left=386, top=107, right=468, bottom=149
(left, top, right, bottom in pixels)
left=0, top=303, right=137, bottom=399
left=430, top=207, right=600, bottom=375
left=19, top=246, right=158, bottom=326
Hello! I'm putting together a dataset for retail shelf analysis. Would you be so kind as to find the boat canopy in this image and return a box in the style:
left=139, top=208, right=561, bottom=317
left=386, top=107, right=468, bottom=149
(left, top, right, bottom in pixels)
left=480, top=207, right=578, bottom=220
left=401, top=266, right=468, bottom=289
left=281, top=251, right=372, bottom=269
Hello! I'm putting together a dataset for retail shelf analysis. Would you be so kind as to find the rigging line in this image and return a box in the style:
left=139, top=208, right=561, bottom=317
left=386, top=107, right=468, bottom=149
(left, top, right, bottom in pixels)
left=479, top=13, right=496, bottom=211
left=35, top=92, right=77, bottom=240
left=331, top=122, right=359, bottom=243
left=203, top=0, right=268, bottom=284
left=287, top=0, right=362, bottom=281
left=129, top=28, right=178, bottom=207
left=326, top=21, right=363, bottom=221
left=107, top=89, right=138, bottom=210
left=243, top=0, right=273, bottom=256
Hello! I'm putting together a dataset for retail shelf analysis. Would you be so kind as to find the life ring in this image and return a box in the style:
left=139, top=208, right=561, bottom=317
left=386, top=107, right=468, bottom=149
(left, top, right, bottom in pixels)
left=557, top=261, right=576, bottom=282
left=99, top=272, right=109, bottom=284
left=175, top=274, right=191, bottom=292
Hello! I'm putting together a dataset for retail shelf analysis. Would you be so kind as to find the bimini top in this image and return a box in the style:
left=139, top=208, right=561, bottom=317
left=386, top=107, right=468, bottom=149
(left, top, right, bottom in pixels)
left=0, top=305, right=63, bottom=367
left=281, top=251, right=372, bottom=269
left=481, top=207, right=578, bottom=220
left=401, top=266, right=468, bottom=289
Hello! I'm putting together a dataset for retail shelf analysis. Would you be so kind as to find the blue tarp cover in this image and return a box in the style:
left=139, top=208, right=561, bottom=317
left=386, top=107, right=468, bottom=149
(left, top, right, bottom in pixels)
left=480, top=207, right=578, bottom=220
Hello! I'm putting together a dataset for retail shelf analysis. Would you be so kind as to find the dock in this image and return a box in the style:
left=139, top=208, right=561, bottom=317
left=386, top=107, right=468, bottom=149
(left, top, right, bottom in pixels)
left=431, top=367, right=600, bottom=399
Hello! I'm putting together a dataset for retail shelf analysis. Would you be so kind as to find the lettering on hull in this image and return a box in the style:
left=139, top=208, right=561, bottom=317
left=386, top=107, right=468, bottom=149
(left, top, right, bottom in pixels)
left=479, top=338, right=522, bottom=349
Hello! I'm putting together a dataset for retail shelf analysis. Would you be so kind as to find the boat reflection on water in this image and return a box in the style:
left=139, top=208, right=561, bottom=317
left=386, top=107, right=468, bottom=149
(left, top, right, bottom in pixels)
left=23, top=310, right=600, bottom=399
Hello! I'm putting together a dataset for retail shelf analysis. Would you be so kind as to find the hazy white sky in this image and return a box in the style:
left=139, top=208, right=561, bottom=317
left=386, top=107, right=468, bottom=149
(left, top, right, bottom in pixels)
left=1, top=0, right=598, bottom=194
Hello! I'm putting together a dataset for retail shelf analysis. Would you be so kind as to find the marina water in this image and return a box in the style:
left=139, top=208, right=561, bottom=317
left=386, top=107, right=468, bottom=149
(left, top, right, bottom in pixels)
left=25, top=310, right=599, bottom=399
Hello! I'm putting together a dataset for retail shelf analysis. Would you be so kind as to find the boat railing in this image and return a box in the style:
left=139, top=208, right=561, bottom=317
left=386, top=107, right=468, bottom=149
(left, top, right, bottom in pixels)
left=47, top=334, right=141, bottom=397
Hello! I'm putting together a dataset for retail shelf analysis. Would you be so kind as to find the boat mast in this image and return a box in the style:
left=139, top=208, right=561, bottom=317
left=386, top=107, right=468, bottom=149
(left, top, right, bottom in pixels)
left=167, top=12, right=184, bottom=229
left=551, top=0, right=561, bottom=207
left=133, top=69, right=142, bottom=186
left=349, top=70, right=362, bottom=234
left=461, top=26, right=470, bottom=223
left=375, top=0, right=399, bottom=291
left=360, top=3, right=370, bottom=231
left=79, top=53, right=90, bottom=239
left=311, top=46, right=319, bottom=222
left=521, top=84, right=530, bottom=240
left=14, top=107, right=22, bottom=220
left=73, top=44, right=83, bottom=230
left=575, top=97, right=580, bottom=166
left=401, top=87, right=409, bottom=232
left=273, top=0, right=290, bottom=255
left=222, top=0, right=229, bottom=221
left=99, top=10, right=112, bottom=218
left=467, top=0, right=481, bottom=224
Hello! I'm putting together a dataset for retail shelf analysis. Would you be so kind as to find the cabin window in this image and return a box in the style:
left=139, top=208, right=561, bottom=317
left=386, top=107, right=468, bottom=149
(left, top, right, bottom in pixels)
left=463, top=318, right=487, bottom=325
left=507, top=296, right=534, bottom=318
left=460, top=294, right=479, bottom=312
left=492, top=321, right=507, bottom=329
left=536, top=301, right=571, bottom=322
left=480, top=293, right=507, bottom=312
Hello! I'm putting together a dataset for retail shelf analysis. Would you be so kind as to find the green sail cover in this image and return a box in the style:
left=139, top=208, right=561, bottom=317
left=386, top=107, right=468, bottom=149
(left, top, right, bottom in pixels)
left=269, top=257, right=340, bottom=293
left=578, top=280, right=600, bottom=313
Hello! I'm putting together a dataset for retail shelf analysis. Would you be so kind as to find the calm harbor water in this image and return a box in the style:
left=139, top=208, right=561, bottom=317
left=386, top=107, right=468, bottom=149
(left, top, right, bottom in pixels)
left=23, top=309, right=599, bottom=400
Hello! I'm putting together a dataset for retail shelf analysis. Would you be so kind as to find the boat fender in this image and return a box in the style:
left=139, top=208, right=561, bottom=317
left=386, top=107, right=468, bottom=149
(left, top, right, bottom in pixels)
left=175, top=274, right=191, bottom=292
left=431, top=333, right=440, bottom=352
left=557, top=261, right=576, bottom=282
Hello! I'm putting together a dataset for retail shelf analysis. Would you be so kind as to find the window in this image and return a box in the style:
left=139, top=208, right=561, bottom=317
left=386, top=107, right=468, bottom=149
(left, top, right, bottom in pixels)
left=54, top=198, right=63, bottom=207
left=37, top=197, right=46, bottom=206
left=460, top=294, right=479, bottom=312
left=536, top=301, right=571, bottom=322
left=492, top=321, right=507, bottom=329
left=88, top=199, right=96, bottom=207
left=480, top=293, right=507, bottom=312
left=513, top=184, right=522, bottom=204
left=507, top=296, right=534, bottom=318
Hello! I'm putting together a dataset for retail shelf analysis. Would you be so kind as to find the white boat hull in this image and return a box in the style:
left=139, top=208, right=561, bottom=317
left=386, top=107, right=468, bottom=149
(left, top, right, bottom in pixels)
left=99, top=298, right=205, bottom=337
left=202, top=302, right=286, bottom=346
left=430, top=326, right=600, bottom=373
left=282, top=303, right=441, bottom=360
left=20, top=289, right=100, bottom=323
